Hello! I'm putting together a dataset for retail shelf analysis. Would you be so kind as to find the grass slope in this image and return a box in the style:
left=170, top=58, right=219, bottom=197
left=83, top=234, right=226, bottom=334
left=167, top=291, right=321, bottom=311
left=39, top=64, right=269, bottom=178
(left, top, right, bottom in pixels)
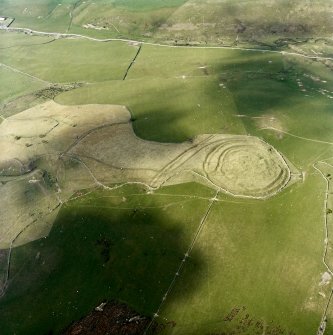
left=160, top=175, right=328, bottom=334
left=0, top=183, right=214, bottom=335
left=1, top=8, right=333, bottom=334
left=56, top=75, right=245, bottom=142
left=0, top=66, right=46, bottom=104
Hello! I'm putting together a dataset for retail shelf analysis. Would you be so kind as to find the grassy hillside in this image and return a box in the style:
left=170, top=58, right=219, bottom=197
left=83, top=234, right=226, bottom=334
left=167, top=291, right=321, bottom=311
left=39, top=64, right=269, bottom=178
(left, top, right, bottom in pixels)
left=1, top=1, right=333, bottom=334
left=0, top=183, right=213, bottom=334
left=1, top=0, right=333, bottom=51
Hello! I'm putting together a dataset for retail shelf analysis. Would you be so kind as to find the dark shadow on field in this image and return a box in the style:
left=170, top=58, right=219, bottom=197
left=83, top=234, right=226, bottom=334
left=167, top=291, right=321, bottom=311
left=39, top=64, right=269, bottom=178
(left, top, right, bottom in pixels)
left=56, top=73, right=246, bottom=143
left=0, top=186, right=205, bottom=335
left=204, top=49, right=330, bottom=121
left=214, top=53, right=333, bottom=169
left=217, top=53, right=333, bottom=149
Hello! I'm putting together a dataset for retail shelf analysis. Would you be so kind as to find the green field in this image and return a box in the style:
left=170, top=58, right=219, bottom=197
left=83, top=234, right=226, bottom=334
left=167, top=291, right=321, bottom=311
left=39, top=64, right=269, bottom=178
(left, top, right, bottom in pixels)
left=0, top=184, right=214, bottom=334
left=57, top=76, right=245, bottom=142
left=1, top=1, right=333, bottom=334
left=0, top=66, right=46, bottom=104
left=160, top=176, right=327, bottom=334
left=0, top=32, right=138, bottom=82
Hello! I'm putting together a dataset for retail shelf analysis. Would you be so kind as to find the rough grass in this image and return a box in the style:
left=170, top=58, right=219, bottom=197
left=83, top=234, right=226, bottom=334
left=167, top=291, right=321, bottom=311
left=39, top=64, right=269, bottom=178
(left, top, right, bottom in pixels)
left=0, top=183, right=213, bottom=335
left=225, top=58, right=333, bottom=169
left=0, top=175, right=330, bottom=334
left=0, top=101, right=131, bottom=248
left=0, top=37, right=138, bottom=83
left=109, top=0, right=188, bottom=11
left=0, top=66, right=46, bottom=104
left=0, top=31, right=53, bottom=48
left=0, top=0, right=75, bottom=32
left=127, top=44, right=286, bottom=79
left=1, top=10, right=333, bottom=335
left=160, top=174, right=328, bottom=334
left=56, top=76, right=246, bottom=142
left=55, top=41, right=333, bottom=334
left=2, top=0, right=332, bottom=49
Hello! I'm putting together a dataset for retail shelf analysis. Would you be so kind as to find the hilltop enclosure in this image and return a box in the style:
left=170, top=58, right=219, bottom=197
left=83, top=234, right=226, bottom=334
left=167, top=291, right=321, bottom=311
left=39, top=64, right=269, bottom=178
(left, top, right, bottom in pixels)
left=1, top=1, right=333, bottom=334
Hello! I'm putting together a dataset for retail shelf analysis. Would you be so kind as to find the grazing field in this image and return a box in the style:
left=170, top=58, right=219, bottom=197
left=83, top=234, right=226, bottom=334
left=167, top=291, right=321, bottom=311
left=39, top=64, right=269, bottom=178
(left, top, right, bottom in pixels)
left=0, top=183, right=213, bottom=335
left=159, top=173, right=328, bottom=335
left=57, top=75, right=246, bottom=142
left=1, top=2, right=333, bottom=334
left=0, top=66, right=46, bottom=106
left=0, top=177, right=330, bottom=334
left=0, top=32, right=138, bottom=82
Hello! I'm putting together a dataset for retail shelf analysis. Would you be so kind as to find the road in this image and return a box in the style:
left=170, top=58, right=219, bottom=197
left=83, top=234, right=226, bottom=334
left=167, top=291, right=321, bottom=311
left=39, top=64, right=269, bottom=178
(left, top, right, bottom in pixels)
left=2, top=26, right=333, bottom=61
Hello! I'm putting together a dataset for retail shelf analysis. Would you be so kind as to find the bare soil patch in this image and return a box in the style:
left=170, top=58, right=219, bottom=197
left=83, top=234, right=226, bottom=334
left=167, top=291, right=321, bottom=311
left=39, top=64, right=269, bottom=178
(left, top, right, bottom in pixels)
left=62, top=300, right=160, bottom=335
